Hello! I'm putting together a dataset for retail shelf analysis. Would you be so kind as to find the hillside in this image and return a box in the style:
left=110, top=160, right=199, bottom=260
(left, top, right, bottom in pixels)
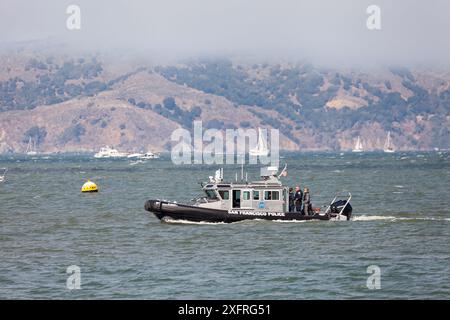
left=0, top=51, right=449, bottom=153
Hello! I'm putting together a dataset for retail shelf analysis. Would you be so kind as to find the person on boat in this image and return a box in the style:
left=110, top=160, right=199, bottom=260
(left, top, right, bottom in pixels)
left=294, top=186, right=303, bottom=213
left=288, top=188, right=295, bottom=212
left=302, top=187, right=311, bottom=216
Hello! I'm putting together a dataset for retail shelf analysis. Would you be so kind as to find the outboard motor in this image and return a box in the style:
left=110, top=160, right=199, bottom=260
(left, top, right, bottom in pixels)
left=330, top=199, right=352, bottom=220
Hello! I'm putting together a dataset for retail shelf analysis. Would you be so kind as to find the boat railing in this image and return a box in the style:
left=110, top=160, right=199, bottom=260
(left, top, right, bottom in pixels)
left=324, top=192, right=352, bottom=215
left=191, top=196, right=208, bottom=204
left=190, top=196, right=219, bottom=204
left=324, top=196, right=338, bottom=214
left=338, top=193, right=352, bottom=215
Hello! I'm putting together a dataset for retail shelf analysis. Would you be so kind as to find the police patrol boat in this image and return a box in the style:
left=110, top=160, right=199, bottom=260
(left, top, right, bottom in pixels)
left=144, top=166, right=352, bottom=223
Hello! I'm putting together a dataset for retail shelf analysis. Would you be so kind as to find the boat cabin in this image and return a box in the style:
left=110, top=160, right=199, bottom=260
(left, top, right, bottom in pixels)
left=197, top=167, right=288, bottom=212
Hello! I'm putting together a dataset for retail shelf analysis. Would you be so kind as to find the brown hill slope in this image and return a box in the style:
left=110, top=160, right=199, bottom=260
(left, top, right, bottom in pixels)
left=0, top=70, right=299, bottom=153
left=0, top=96, right=178, bottom=153
left=0, top=52, right=449, bottom=153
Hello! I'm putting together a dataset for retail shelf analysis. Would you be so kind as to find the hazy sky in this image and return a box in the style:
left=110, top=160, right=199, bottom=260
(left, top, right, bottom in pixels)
left=0, top=0, right=449, bottom=67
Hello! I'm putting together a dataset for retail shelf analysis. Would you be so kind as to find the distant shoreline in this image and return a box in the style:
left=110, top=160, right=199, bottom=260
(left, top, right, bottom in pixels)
left=0, top=149, right=448, bottom=157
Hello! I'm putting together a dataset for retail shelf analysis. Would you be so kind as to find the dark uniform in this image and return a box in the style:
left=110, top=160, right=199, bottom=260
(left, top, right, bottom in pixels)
left=294, top=189, right=303, bottom=213
left=288, top=189, right=295, bottom=212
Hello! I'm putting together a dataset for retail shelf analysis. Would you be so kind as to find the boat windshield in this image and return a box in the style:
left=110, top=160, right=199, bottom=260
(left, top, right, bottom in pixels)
left=218, top=190, right=229, bottom=200
left=204, top=189, right=218, bottom=200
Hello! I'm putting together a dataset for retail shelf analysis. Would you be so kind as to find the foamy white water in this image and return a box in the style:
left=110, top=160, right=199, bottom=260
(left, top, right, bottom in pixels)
left=353, top=215, right=450, bottom=222
left=162, top=217, right=227, bottom=225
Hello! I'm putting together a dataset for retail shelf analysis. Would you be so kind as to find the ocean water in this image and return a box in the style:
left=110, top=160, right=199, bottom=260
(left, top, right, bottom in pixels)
left=0, top=152, right=449, bottom=299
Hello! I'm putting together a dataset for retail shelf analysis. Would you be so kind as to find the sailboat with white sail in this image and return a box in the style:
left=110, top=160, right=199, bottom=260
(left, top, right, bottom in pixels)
left=383, top=131, right=395, bottom=153
left=250, top=128, right=269, bottom=156
left=352, top=136, right=364, bottom=153
left=0, top=168, right=7, bottom=183
left=25, top=136, right=37, bottom=156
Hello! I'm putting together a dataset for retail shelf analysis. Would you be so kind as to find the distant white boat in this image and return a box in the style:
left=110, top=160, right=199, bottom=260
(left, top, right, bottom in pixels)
left=127, top=153, right=144, bottom=159
left=127, top=151, right=159, bottom=160
left=352, top=136, right=364, bottom=153
left=0, top=168, right=7, bottom=183
left=25, top=136, right=38, bottom=156
left=140, top=151, right=159, bottom=160
left=250, top=128, right=269, bottom=156
left=94, top=146, right=128, bottom=158
left=383, top=131, right=395, bottom=153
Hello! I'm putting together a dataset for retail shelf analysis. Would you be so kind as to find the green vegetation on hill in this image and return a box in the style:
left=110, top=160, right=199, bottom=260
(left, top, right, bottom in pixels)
left=127, top=96, right=202, bottom=129
left=0, top=55, right=449, bottom=151
left=156, top=59, right=450, bottom=144
left=0, top=58, right=107, bottom=111
left=23, top=126, right=47, bottom=145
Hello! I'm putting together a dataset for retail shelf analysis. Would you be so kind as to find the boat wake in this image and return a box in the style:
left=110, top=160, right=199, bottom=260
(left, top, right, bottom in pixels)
left=352, top=215, right=450, bottom=222
left=161, top=217, right=227, bottom=225
left=272, top=219, right=308, bottom=223
left=159, top=215, right=449, bottom=225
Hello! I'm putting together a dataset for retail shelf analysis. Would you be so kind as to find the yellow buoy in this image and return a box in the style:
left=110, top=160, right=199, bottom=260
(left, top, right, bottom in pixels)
left=81, top=180, right=98, bottom=193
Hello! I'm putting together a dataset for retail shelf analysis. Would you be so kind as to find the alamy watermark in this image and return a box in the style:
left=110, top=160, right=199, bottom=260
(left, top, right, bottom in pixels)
left=366, top=265, right=381, bottom=290
left=64, top=5, right=382, bottom=33
left=366, top=5, right=381, bottom=30
left=66, top=265, right=81, bottom=290
left=66, top=5, right=81, bottom=30
left=170, top=121, right=279, bottom=166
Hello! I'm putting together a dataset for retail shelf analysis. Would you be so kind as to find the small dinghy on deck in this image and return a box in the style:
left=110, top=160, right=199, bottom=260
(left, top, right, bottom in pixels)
left=144, top=166, right=352, bottom=223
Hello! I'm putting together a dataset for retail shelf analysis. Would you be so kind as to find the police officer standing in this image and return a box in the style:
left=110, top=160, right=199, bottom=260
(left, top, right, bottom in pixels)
left=288, top=188, right=295, bottom=212
left=303, top=187, right=311, bottom=216
left=294, top=186, right=303, bottom=213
